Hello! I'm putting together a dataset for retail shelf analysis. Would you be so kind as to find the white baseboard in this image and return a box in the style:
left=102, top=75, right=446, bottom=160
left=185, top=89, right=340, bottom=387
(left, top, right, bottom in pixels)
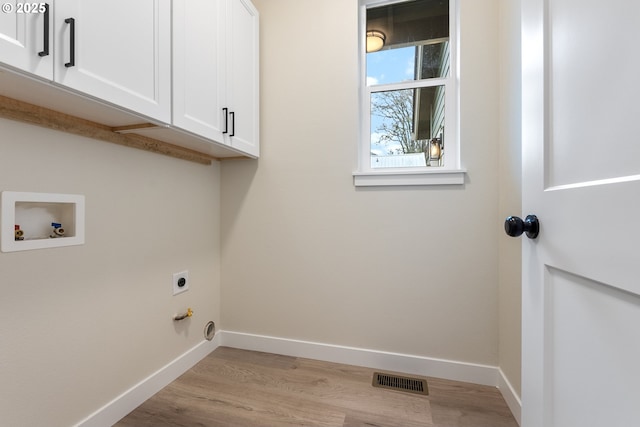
left=74, top=334, right=221, bottom=427
left=222, top=331, right=522, bottom=422
left=73, top=330, right=522, bottom=426
left=498, top=368, right=522, bottom=426
left=221, top=331, right=499, bottom=386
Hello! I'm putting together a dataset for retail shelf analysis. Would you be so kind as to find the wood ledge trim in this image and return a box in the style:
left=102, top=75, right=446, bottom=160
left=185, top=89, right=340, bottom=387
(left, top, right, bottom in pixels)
left=111, top=123, right=162, bottom=133
left=0, top=95, right=220, bottom=165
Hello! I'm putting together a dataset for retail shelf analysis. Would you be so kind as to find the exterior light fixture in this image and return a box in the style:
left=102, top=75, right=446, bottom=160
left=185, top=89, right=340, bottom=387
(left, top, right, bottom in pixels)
left=366, top=30, right=386, bottom=53
left=428, top=137, right=442, bottom=166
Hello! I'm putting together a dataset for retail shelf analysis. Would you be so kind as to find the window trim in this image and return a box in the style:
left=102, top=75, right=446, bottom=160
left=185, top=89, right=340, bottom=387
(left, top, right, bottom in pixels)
left=354, top=0, right=465, bottom=187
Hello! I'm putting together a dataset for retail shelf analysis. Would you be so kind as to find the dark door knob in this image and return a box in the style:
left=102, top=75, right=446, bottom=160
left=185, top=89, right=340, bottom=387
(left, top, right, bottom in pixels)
left=504, top=215, right=539, bottom=239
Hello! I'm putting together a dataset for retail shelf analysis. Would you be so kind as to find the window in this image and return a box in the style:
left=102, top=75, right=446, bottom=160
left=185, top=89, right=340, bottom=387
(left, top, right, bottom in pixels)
left=354, top=0, right=465, bottom=186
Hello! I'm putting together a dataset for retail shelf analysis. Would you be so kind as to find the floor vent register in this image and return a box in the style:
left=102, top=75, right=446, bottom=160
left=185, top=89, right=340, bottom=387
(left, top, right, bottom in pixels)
left=372, top=372, right=429, bottom=395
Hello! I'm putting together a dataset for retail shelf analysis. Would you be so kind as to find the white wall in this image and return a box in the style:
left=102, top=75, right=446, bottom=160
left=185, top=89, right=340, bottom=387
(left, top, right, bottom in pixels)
left=498, top=0, right=523, bottom=398
left=221, top=0, right=502, bottom=366
left=0, top=119, right=221, bottom=427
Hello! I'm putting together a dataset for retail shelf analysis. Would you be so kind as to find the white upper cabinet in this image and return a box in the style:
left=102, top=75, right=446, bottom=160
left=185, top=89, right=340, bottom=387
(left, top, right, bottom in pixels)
left=173, top=0, right=225, bottom=142
left=0, top=0, right=258, bottom=158
left=0, top=1, right=53, bottom=79
left=53, top=0, right=171, bottom=122
left=225, top=0, right=259, bottom=157
left=0, top=0, right=171, bottom=122
left=173, top=0, right=259, bottom=157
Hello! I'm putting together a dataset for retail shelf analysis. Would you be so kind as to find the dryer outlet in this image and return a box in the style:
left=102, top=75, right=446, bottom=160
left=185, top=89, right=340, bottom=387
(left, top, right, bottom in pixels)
left=172, top=270, right=189, bottom=295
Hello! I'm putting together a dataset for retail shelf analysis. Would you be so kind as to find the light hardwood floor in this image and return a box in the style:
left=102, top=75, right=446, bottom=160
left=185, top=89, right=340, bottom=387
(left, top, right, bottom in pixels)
left=115, top=347, right=518, bottom=427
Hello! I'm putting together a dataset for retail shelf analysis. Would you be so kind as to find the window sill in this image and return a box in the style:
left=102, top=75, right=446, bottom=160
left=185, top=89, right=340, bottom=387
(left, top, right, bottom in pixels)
left=353, top=169, right=466, bottom=187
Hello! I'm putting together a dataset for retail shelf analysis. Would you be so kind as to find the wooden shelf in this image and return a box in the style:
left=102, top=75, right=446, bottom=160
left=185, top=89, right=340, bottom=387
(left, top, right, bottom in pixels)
left=0, top=67, right=254, bottom=165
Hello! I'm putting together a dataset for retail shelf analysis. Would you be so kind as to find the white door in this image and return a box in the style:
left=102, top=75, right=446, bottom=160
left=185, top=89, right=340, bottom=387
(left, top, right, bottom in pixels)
left=0, top=1, right=52, bottom=79
left=53, top=0, right=171, bottom=122
left=520, top=1, right=640, bottom=426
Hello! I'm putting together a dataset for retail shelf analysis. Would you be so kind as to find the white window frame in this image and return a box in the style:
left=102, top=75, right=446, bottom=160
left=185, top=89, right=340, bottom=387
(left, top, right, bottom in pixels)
left=354, top=0, right=466, bottom=187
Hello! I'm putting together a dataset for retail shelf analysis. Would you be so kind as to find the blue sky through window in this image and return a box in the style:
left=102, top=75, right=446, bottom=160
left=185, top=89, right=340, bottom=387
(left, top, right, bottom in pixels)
left=367, top=47, right=415, bottom=156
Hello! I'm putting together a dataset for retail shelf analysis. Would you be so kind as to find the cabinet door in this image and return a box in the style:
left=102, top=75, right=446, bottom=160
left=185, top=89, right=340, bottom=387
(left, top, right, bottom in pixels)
left=53, top=0, right=170, bottom=122
left=173, top=0, right=225, bottom=141
left=225, top=0, right=259, bottom=157
left=0, top=1, right=52, bottom=79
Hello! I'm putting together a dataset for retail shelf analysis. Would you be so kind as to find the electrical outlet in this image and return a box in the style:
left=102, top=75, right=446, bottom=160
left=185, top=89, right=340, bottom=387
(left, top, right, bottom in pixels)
left=172, top=270, right=189, bottom=295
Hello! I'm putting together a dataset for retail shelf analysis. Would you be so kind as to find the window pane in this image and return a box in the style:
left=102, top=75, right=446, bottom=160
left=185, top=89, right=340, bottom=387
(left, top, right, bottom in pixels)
left=366, top=0, right=449, bottom=86
left=367, top=41, right=449, bottom=86
left=370, top=86, right=444, bottom=168
left=418, top=40, right=450, bottom=79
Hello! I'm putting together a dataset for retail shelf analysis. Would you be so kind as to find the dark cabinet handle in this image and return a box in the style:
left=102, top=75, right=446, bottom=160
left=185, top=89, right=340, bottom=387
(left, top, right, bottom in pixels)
left=229, top=111, right=235, bottom=137
left=222, top=108, right=228, bottom=134
left=504, top=215, right=539, bottom=239
left=64, top=18, right=75, bottom=67
left=37, top=4, right=50, bottom=57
